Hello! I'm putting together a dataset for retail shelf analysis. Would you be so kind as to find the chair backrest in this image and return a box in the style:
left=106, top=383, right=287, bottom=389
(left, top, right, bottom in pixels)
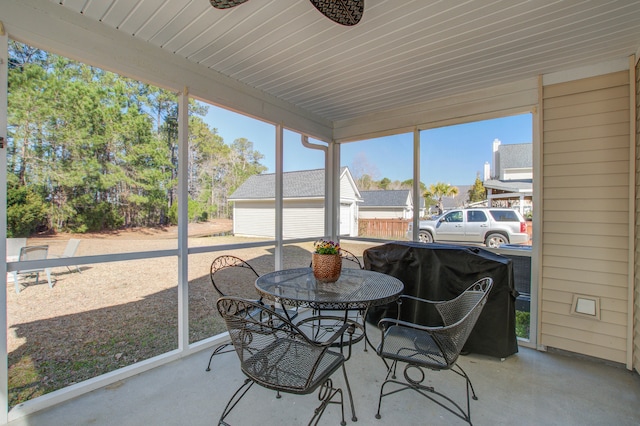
left=432, top=277, right=493, bottom=365
left=6, top=238, right=27, bottom=258
left=209, top=255, right=260, bottom=298
left=340, top=249, right=363, bottom=269
left=216, top=296, right=327, bottom=392
left=18, top=245, right=49, bottom=273
left=62, top=239, right=81, bottom=257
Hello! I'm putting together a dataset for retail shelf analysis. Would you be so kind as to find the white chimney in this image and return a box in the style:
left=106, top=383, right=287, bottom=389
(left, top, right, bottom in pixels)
left=492, top=139, right=501, bottom=179
left=484, top=162, right=491, bottom=181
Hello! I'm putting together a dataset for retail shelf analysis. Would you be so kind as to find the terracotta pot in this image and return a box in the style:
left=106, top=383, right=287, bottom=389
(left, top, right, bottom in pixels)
left=312, top=253, right=342, bottom=283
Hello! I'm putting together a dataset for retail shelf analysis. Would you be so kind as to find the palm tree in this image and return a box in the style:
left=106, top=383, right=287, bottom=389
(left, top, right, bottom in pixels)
left=424, top=182, right=459, bottom=214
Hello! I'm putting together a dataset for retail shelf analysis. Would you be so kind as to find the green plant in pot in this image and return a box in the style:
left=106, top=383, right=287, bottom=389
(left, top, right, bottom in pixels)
left=312, top=239, right=342, bottom=283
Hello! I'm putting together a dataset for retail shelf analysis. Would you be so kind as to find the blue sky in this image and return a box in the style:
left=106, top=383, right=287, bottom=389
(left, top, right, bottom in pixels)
left=203, top=104, right=532, bottom=186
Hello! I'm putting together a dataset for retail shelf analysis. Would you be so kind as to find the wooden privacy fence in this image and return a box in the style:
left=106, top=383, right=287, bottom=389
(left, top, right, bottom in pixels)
left=358, top=218, right=410, bottom=239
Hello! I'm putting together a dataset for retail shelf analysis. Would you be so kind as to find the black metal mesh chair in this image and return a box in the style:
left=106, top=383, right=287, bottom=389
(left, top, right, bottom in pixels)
left=339, top=249, right=363, bottom=270
left=216, top=296, right=357, bottom=426
left=375, top=277, right=493, bottom=424
left=206, top=255, right=262, bottom=372
left=206, top=255, right=298, bottom=372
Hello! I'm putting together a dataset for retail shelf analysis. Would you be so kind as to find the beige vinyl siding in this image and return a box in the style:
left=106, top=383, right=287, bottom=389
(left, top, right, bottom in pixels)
left=340, top=174, right=358, bottom=200
left=233, top=201, right=276, bottom=238
left=233, top=200, right=324, bottom=238
left=283, top=201, right=324, bottom=239
left=635, top=57, right=640, bottom=375
left=339, top=170, right=359, bottom=236
left=542, top=70, right=631, bottom=364
left=359, top=209, right=406, bottom=219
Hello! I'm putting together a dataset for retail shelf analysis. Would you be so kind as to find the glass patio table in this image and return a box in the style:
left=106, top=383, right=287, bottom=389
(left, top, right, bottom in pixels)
left=255, top=267, right=404, bottom=348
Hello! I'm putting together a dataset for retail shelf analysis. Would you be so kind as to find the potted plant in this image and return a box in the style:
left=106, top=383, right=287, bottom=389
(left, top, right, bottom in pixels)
left=312, top=239, right=342, bottom=283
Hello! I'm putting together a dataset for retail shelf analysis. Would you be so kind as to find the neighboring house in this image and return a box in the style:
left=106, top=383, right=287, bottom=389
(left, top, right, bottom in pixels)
left=358, top=190, right=423, bottom=219
left=228, top=167, right=362, bottom=238
left=483, top=139, right=533, bottom=215
left=439, top=185, right=473, bottom=212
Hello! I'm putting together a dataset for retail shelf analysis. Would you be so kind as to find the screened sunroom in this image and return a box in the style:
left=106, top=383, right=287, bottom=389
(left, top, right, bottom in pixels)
left=1, top=1, right=640, bottom=424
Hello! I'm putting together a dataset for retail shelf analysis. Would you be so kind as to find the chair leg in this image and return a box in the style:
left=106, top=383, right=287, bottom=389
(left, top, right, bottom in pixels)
left=453, top=363, right=478, bottom=401
left=341, top=363, right=357, bottom=422
left=359, top=307, right=372, bottom=352
left=218, top=378, right=254, bottom=426
left=309, top=378, right=348, bottom=426
left=67, top=265, right=82, bottom=273
left=451, top=363, right=478, bottom=423
left=375, top=361, right=476, bottom=425
left=12, top=272, right=19, bottom=294
left=45, top=268, right=53, bottom=289
left=375, top=359, right=399, bottom=419
left=206, top=343, right=233, bottom=371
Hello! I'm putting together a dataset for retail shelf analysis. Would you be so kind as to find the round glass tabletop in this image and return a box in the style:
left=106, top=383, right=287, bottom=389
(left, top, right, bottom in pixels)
left=255, top=267, right=404, bottom=310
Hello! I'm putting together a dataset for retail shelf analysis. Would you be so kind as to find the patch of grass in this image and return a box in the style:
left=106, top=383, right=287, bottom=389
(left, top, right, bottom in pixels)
left=8, top=305, right=233, bottom=409
left=8, top=356, right=44, bottom=407
left=8, top=320, right=181, bottom=408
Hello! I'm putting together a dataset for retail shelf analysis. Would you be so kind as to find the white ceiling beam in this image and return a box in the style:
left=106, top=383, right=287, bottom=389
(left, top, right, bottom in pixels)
left=334, top=77, right=539, bottom=142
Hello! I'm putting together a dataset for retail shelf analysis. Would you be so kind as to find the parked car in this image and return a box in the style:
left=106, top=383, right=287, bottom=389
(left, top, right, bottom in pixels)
left=407, top=208, right=529, bottom=248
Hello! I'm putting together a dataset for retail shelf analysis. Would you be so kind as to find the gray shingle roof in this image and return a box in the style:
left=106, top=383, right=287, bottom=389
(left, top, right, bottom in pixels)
left=229, top=167, right=349, bottom=200
left=484, top=179, right=532, bottom=193
left=360, top=190, right=410, bottom=207
left=498, top=143, right=532, bottom=171
left=441, top=185, right=472, bottom=209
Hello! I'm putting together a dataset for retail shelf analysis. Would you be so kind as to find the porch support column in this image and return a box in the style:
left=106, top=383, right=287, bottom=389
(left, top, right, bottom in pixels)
left=412, top=128, right=420, bottom=241
left=300, top=136, right=330, bottom=235
left=0, top=20, right=9, bottom=425
left=519, top=194, right=525, bottom=214
left=177, top=88, right=189, bottom=351
left=275, top=124, right=284, bottom=270
left=626, top=54, right=636, bottom=370
left=328, top=141, right=339, bottom=240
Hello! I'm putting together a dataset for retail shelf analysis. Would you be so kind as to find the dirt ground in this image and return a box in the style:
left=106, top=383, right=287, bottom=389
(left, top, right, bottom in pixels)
left=5, top=220, right=372, bottom=407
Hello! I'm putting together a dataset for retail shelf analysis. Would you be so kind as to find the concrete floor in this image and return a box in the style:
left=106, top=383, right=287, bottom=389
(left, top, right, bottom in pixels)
left=7, top=331, right=640, bottom=426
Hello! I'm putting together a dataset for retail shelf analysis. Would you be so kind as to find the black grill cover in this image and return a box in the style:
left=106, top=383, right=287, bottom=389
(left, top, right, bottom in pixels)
left=364, top=241, right=518, bottom=358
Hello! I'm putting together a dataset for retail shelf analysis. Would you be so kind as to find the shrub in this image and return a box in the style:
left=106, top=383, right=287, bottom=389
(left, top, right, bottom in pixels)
left=71, top=201, right=124, bottom=232
left=167, top=199, right=208, bottom=225
left=7, top=177, right=47, bottom=237
left=515, top=310, right=530, bottom=339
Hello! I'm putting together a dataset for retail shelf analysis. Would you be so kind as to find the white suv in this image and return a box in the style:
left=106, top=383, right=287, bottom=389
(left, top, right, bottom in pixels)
left=407, top=208, right=529, bottom=248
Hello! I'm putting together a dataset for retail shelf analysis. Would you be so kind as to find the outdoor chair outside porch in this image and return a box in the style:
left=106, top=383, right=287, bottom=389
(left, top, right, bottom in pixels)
left=49, top=238, right=82, bottom=273
left=6, top=237, right=27, bottom=260
left=12, top=245, right=53, bottom=294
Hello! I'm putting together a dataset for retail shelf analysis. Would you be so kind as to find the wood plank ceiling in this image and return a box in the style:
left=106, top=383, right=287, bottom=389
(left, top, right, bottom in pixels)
left=51, top=0, right=640, bottom=123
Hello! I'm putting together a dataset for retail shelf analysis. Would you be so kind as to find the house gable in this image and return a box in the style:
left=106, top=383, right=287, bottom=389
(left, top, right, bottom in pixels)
left=230, top=167, right=361, bottom=238
left=229, top=167, right=360, bottom=201
left=359, top=190, right=414, bottom=219
left=359, top=190, right=411, bottom=208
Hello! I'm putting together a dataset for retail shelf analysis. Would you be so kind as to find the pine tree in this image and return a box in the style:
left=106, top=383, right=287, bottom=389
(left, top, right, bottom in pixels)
left=467, top=174, right=486, bottom=204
